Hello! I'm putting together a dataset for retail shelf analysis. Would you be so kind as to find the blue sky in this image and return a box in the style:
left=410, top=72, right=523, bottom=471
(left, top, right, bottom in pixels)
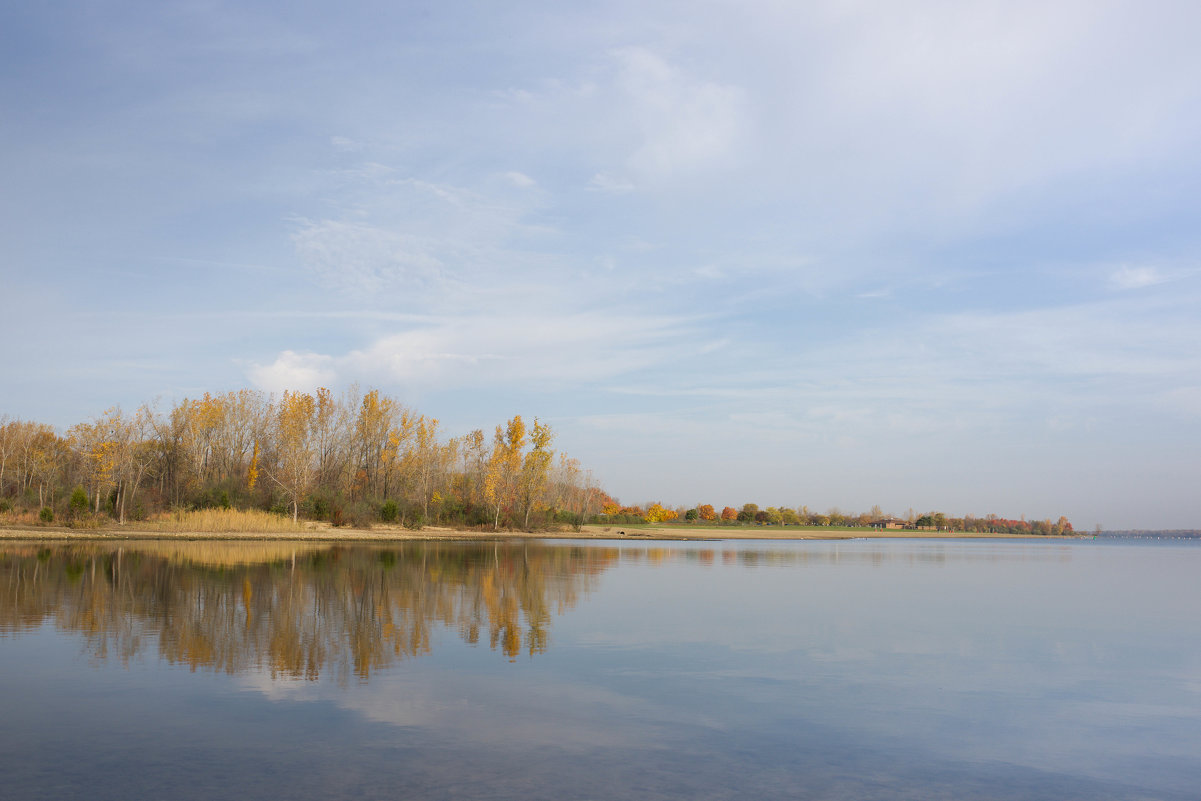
left=2, top=1, right=1199, bottom=529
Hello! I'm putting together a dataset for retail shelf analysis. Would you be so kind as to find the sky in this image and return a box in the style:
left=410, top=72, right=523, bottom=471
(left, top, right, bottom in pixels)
left=2, top=1, right=1199, bottom=530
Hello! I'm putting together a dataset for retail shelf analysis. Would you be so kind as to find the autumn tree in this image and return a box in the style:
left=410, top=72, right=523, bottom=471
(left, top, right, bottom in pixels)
left=460, top=429, right=488, bottom=509
left=552, top=455, right=598, bottom=530
left=518, top=418, right=554, bottom=530
left=112, top=406, right=158, bottom=523
left=484, top=415, right=526, bottom=530
left=269, top=391, right=317, bottom=522
left=0, top=417, right=16, bottom=495
left=68, top=416, right=115, bottom=513
left=644, top=502, right=677, bottom=523
left=697, top=504, right=716, bottom=521
left=410, top=415, right=442, bottom=518
left=27, top=425, right=65, bottom=508
left=354, top=389, right=397, bottom=499
left=305, top=387, right=331, bottom=484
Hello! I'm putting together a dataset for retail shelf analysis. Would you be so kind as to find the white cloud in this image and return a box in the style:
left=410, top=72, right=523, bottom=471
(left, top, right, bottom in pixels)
left=588, top=172, right=636, bottom=194
left=503, top=170, right=536, bottom=188
left=1109, top=266, right=1166, bottom=291
left=247, top=350, right=337, bottom=394
left=330, top=135, right=363, bottom=152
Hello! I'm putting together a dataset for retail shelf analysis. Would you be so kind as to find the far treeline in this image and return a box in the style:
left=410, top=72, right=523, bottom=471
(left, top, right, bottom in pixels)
left=601, top=503, right=1075, bottom=536
left=0, top=388, right=604, bottom=530
left=1, top=388, right=1073, bottom=535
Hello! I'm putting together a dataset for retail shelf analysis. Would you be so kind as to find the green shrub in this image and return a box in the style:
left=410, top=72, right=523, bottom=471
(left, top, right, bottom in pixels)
left=0, top=499, right=11, bottom=513
left=39, top=507, right=54, bottom=524
left=380, top=499, right=399, bottom=523
left=309, top=496, right=330, bottom=521
left=69, top=487, right=89, bottom=517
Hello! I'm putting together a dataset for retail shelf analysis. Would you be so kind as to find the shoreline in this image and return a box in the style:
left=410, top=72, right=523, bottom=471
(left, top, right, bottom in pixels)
left=0, top=523, right=1081, bottom=542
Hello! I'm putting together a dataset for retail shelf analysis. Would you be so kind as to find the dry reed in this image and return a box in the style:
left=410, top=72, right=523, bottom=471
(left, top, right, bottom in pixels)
left=133, top=508, right=313, bottom=534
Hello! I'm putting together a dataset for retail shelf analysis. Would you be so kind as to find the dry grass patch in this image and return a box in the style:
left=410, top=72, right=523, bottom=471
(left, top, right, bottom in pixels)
left=0, top=509, right=44, bottom=527
left=133, top=508, right=314, bottom=534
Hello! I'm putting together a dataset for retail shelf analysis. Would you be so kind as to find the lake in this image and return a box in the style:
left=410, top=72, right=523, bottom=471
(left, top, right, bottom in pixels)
left=1, top=537, right=1198, bottom=800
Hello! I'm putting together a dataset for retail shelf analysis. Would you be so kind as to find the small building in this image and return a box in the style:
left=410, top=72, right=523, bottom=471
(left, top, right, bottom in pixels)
left=870, top=517, right=908, bottom=530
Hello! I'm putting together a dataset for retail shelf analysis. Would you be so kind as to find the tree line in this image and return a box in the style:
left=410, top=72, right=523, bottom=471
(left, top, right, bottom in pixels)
left=599, top=502, right=1075, bottom=535
left=0, top=389, right=1074, bottom=535
left=0, top=387, right=602, bottom=530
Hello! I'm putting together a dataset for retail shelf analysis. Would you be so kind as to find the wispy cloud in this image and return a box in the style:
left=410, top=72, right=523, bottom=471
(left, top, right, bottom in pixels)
left=503, top=170, right=536, bottom=188
left=1108, top=265, right=1167, bottom=291
left=608, top=46, right=749, bottom=185
left=588, top=172, right=636, bottom=194
left=291, top=219, right=445, bottom=295
left=246, top=311, right=700, bottom=393
left=330, top=135, right=363, bottom=152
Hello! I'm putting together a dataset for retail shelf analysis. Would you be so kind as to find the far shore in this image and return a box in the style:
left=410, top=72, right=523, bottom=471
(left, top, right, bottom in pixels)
left=0, top=522, right=1082, bottom=542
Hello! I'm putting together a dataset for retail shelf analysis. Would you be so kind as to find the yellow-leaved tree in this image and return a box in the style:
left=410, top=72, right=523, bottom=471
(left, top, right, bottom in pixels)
left=518, top=418, right=554, bottom=530
left=644, top=502, right=677, bottom=523
left=484, top=415, right=525, bottom=530
left=270, top=391, right=317, bottom=522
left=247, top=440, right=260, bottom=492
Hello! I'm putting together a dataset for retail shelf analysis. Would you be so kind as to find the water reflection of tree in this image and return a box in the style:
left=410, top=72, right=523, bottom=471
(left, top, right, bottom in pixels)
left=0, top=542, right=617, bottom=682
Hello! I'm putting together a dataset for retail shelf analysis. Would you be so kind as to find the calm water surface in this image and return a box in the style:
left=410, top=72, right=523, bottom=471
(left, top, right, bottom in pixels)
left=1, top=537, right=1198, bottom=800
